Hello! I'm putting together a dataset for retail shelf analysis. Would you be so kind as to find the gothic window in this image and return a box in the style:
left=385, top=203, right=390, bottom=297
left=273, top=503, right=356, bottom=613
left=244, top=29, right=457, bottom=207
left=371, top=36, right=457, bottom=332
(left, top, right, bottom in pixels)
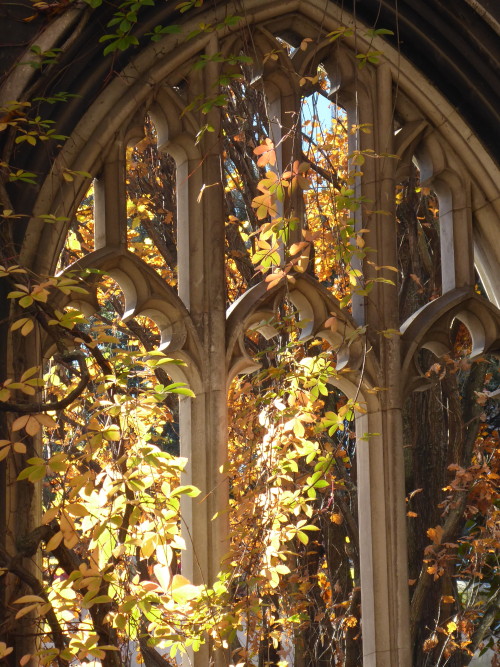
left=1, top=3, right=499, bottom=666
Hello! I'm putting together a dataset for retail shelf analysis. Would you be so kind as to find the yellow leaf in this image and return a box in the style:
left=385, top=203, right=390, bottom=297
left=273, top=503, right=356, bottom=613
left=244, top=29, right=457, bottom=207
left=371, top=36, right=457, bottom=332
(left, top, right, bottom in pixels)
left=60, top=510, right=76, bottom=534
left=65, top=503, right=88, bottom=517
left=42, top=507, right=59, bottom=524
left=171, top=574, right=191, bottom=590
left=292, top=419, right=304, bottom=438
left=141, top=534, right=157, bottom=559
left=38, top=603, right=52, bottom=616
left=34, top=413, right=57, bottom=428
left=10, top=318, right=29, bottom=332
left=13, top=595, right=45, bottom=604
left=427, top=525, right=443, bottom=545
left=63, top=532, right=79, bottom=549
left=20, top=367, right=39, bottom=382
left=171, top=576, right=200, bottom=604
left=15, top=604, right=38, bottom=619
left=297, top=531, right=309, bottom=545
left=0, top=643, right=13, bottom=659
left=0, top=388, right=11, bottom=402
left=446, top=621, right=457, bottom=634
left=13, top=442, right=26, bottom=454
left=21, top=319, right=34, bottom=336
left=154, top=564, right=171, bottom=593
left=45, top=531, right=63, bottom=552
left=289, top=241, right=309, bottom=256
left=25, top=416, right=40, bottom=436
left=102, top=425, right=121, bottom=441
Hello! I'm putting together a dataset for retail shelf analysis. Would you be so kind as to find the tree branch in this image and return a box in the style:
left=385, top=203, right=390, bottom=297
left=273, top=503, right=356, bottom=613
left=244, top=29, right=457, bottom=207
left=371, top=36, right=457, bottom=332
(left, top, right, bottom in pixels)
left=0, top=545, right=69, bottom=666
left=410, top=361, right=489, bottom=644
left=0, top=351, right=89, bottom=413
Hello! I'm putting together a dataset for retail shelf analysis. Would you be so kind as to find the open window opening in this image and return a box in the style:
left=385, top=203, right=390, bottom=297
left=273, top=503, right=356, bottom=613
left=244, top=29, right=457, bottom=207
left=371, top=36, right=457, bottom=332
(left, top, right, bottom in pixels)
left=36, top=271, right=188, bottom=663
left=397, top=158, right=442, bottom=322
left=57, top=181, right=94, bottom=272
left=126, top=115, right=178, bottom=287
left=222, top=59, right=269, bottom=302
left=301, top=70, right=351, bottom=299
left=226, top=292, right=360, bottom=666
left=221, top=48, right=353, bottom=309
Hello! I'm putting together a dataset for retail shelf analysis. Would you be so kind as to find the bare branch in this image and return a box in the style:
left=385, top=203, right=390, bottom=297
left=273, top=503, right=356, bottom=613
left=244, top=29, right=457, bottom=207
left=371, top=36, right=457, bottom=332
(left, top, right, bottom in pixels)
left=0, top=351, right=89, bottom=413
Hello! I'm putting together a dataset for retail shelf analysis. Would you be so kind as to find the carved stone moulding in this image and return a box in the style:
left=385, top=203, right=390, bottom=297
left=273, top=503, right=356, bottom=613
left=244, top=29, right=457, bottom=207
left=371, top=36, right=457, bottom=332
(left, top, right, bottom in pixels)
left=225, top=272, right=365, bottom=386
left=401, top=287, right=500, bottom=393
left=42, top=247, right=204, bottom=392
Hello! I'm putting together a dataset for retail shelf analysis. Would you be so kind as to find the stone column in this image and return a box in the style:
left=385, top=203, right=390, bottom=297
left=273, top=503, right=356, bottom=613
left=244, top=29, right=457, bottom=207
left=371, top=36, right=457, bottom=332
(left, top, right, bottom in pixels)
left=354, top=63, right=412, bottom=667
left=436, top=174, right=475, bottom=294
left=167, top=35, right=229, bottom=667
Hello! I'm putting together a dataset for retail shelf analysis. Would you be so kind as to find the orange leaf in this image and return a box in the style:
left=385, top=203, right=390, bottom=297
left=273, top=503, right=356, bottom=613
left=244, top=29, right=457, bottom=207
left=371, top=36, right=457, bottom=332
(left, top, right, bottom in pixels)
left=427, top=525, right=443, bottom=545
left=25, top=416, right=40, bottom=436
left=11, top=415, right=29, bottom=432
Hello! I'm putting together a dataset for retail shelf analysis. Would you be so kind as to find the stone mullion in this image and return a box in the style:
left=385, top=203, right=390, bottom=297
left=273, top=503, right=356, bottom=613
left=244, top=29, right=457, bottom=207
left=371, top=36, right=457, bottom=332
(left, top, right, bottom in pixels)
left=355, top=64, right=411, bottom=667
left=94, top=137, right=128, bottom=250
left=201, top=34, right=229, bottom=590
left=376, top=66, right=411, bottom=667
left=176, top=136, right=212, bottom=591
left=176, top=36, right=229, bottom=667
left=282, top=87, right=305, bottom=245
left=263, top=82, right=286, bottom=260
left=263, top=82, right=304, bottom=258
left=439, top=180, right=475, bottom=294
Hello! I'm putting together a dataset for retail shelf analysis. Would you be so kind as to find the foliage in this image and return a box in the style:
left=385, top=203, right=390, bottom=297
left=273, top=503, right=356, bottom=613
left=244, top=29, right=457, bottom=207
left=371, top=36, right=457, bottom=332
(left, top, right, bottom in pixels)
left=0, top=4, right=498, bottom=667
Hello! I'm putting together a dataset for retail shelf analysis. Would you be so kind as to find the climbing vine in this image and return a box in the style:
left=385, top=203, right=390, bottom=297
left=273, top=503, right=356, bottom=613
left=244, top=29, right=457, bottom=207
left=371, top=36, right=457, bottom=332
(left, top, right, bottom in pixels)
left=0, top=2, right=498, bottom=666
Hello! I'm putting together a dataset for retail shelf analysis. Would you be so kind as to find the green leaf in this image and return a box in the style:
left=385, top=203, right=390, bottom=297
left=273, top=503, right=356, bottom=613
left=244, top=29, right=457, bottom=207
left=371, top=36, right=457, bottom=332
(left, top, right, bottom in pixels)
left=88, top=595, right=113, bottom=606
left=296, top=531, right=309, bottom=545
left=171, top=485, right=201, bottom=498
left=366, top=28, right=394, bottom=37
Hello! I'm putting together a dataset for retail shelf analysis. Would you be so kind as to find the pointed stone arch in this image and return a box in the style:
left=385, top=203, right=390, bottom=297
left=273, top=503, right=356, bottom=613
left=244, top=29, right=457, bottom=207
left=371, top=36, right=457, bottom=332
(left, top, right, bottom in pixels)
left=1, top=2, right=499, bottom=666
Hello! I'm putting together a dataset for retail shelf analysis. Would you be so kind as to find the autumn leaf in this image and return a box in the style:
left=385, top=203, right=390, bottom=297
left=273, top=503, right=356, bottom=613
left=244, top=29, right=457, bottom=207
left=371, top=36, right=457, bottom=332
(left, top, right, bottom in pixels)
left=427, top=525, right=444, bottom=545
left=253, top=138, right=276, bottom=167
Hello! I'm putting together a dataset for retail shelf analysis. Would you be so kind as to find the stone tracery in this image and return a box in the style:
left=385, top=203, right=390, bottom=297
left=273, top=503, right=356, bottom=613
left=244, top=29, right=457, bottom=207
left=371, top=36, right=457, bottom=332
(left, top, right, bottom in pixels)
left=1, top=1, right=499, bottom=665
